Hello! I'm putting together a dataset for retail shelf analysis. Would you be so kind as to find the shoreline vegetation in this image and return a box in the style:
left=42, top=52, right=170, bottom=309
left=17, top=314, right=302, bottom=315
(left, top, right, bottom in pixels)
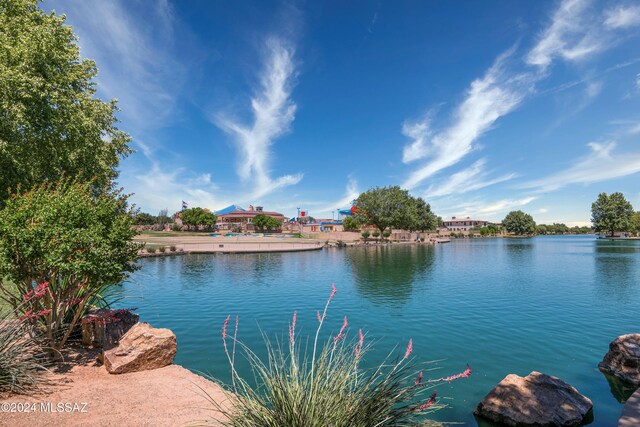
left=1, top=1, right=639, bottom=426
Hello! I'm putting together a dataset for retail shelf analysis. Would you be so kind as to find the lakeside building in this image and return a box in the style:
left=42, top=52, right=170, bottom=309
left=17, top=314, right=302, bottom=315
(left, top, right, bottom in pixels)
left=215, top=205, right=285, bottom=232
left=442, top=217, right=489, bottom=232
left=301, top=219, right=344, bottom=233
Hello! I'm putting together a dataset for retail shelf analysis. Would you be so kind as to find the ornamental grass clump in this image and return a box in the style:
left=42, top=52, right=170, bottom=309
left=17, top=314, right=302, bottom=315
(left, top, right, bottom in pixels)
left=206, top=284, right=471, bottom=427
left=0, top=306, right=48, bottom=394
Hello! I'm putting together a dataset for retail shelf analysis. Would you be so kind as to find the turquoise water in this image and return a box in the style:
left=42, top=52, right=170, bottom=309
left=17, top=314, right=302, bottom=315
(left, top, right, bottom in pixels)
left=124, top=236, right=640, bottom=426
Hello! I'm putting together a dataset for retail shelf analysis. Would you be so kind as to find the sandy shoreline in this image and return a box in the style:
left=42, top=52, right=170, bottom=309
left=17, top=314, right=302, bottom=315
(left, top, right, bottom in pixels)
left=0, top=350, right=229, bottom=427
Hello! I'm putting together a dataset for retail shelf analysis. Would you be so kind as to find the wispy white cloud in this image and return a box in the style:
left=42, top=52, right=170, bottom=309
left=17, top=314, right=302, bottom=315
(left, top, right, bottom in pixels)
left=604, top=4, right=640, bottom=29
left=122, top=159, right=227, bottom=215
left=526, top=0, right=601, bottom=70
left=315, top=177, right=359, bottom=217
left=402, top=48, right=531, bottom=189
left=215, top=37, right=303, bottom=199
left=54, top=0, right=186, bottom=132
left=424, top=159, right=516, bottom=198
left=440, top=196, right=537, bottom=220
left=519, top=141, right=640, bottom=192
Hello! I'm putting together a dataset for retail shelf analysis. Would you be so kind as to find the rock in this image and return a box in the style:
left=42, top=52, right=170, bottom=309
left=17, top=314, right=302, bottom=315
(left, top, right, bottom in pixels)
left=103, top=322, right=177, bottom=374
left=81, top=308, right=139, bottom=349
left=598, top=334, right=640, bottom=387
left=474, top=371, right=593, bottom=427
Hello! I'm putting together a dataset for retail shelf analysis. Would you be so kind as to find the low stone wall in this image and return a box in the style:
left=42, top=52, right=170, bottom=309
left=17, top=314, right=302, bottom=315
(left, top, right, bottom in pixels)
left=182, top=241, right=323, bottom=253
left=302, top=231, right=362, bottom=241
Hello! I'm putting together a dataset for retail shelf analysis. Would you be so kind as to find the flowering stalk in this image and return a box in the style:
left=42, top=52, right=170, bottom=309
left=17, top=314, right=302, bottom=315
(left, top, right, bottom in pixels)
left=309, top=283, right=336, bottom=399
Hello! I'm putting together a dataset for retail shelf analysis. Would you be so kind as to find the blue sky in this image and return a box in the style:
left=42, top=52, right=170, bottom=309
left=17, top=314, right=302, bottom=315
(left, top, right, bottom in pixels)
left=48, top=0, right=640, bottom=224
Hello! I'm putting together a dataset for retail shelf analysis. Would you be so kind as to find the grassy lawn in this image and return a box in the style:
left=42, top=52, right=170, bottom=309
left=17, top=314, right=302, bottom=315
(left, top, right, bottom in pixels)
left=136, top=230, right=210, bottom=238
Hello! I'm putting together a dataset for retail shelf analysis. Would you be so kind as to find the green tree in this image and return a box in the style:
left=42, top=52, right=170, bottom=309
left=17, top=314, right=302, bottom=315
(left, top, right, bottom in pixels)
left=630, top=212, right=640, bottom=236
left=253, top=214, right=281, bottom=231
left=0, top=180, right=140, bottom=357
left=342, top=216, right=360, bottom=232
left=0, top=0, right=131, bottom=205
left=181, top=207, right=217, bottom=230
left=133, top=212, right=157, bottom=225
left=354, top=186, right=411, bottom=236
left=503, top=210, right=536, bottom=235
left=591, top=192, right=634, bottom=237
left=536, top=224, right=548, bottom=235
left=407, top=197, right=438, bottom=232
left=361, top=230, right=370, bottom=242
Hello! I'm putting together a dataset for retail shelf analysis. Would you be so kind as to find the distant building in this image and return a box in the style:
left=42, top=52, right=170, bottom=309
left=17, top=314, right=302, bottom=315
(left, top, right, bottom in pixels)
left=215, top=204, right=285, bottom=231
left=442, top=217, right=488, bottom=232
left=301, top=219, right=343, bottom=233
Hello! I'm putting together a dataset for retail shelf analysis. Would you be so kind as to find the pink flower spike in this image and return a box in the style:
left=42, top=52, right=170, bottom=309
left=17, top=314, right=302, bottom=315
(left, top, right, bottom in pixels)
left=317, top=310, right=324, bottom=323
left=289, top=310, right=297, bottom=345
left=404, top=338, right=413, bottom=359
left=36, top=309, right=51, bottom=317
left=338, top=316, right=348, bottom=335
left=222, top=314, right=230, bottom=340
left=358, top=329, right=364, bottom=346
left=414, top=391, right=437, bottom=411
left=415, top=371, right=423, bottom=386
left=330, top=283, right=337, bottom=299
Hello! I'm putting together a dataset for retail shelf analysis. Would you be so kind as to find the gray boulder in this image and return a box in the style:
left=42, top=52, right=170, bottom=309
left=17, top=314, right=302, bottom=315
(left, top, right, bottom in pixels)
left=103, top=322, right=177, bottom=374
left=474, top=371, right=593, bottom=426
left=598, top=334, right=640, bottom=387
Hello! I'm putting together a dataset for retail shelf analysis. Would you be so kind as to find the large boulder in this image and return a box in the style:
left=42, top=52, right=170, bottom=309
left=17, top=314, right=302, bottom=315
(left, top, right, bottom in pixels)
left=598, top=334, right=640, bottom=387
left=81, top=308, right=139, bottom=348
left=474, top=371, right=593, bottom=427
left=103, top=322, right=177, bottom=374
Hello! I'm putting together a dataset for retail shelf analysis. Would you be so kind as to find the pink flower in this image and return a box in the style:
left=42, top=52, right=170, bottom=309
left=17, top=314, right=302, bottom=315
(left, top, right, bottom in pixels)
left=427, top=364, right=472, bottom=383
left=289, top=310, right=297, bottom=345
left=20, top=309, right=34, bottom=320
left=36, top=309, right=51, bottom=317
left=333, top=334, right=345, bottom=345
left=222, top=314, right=230, bottom=340
left=339, top=316, right=348, bottom=335
left=413, top=391, right=437, bottom=411
left=330, top=283, right=337, bottom=300
left=317, top=310, right=325, bottom=323
left=404, top=338, right=413, bottom=359
left=415, top=371, right=423, bottom=386
left=33, top=282, right=49, bottom=298
left=23, top=290, right=34, bottom=302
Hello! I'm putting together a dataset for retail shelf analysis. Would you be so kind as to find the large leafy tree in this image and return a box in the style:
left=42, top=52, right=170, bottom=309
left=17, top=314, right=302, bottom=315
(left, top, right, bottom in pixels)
left=353, top=186, right=438, bottom=235
left=181, top=207, right=217, bottom=230
left=0, top=180, right=140, bottom=357
left=502, top=210, right=536, bottom=235
left=591, top=192, right=634, bottom=237
left=353, top=186, right=412, bottom=236
left=253, top=214, right=281, bottom=231
left=0, top=0, right=131, bottom=205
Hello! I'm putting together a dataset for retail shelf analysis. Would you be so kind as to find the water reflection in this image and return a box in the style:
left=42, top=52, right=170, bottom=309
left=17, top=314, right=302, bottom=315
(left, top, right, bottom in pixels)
left=593, top=241, right=640, bottom=301
left=346, top=245, right=435, bottom=306
left=601, top=372, right=637, bottom=403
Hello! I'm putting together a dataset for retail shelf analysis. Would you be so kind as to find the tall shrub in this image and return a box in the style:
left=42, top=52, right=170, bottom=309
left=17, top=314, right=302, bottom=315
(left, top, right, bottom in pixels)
left=0, top=181, right=140, bottom=358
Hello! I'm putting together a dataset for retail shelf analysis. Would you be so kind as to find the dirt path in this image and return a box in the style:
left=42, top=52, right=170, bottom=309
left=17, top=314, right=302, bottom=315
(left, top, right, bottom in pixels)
left=0, top=352, right=229, bottom=427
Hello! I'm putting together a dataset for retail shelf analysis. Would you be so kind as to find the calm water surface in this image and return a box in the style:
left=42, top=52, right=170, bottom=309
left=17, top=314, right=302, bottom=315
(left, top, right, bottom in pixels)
left=124, top=236, right=640, bottom=426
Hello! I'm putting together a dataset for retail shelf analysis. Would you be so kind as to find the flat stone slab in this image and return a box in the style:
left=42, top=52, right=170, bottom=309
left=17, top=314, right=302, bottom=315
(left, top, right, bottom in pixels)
left=475, top=371, right=593, bottom=427
left=619, top=388, right=640, bottom=427
left=599, top=334, right=640, bottom=387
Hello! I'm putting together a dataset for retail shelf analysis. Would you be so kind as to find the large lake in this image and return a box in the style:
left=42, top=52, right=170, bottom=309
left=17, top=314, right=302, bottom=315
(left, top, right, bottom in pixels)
left=125, top=236, right=640, bottom=426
